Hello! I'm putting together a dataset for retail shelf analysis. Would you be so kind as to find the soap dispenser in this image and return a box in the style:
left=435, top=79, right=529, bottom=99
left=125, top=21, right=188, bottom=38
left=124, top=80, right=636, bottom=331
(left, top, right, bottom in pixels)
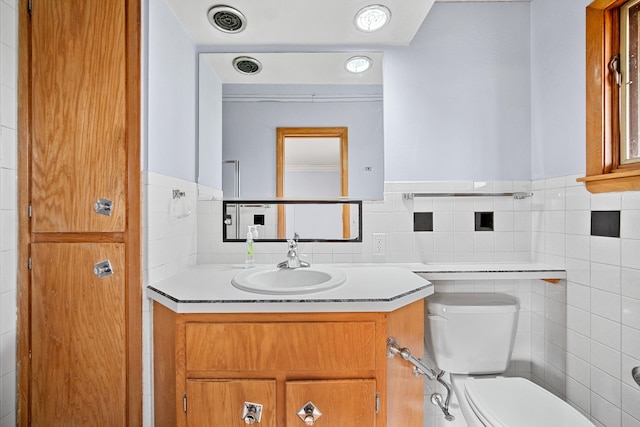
left=245, top=225, right=259, bottom=268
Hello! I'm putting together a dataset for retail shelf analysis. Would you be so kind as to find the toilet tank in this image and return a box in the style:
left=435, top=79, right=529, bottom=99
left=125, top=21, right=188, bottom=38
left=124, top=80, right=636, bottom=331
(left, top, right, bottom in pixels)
left=424, top=293, right=520, bottom=375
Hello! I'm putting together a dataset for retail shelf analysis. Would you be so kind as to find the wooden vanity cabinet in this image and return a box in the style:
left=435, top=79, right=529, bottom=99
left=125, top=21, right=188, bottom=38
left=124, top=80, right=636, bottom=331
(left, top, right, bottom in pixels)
left=153, top=299, right=424, bottom=427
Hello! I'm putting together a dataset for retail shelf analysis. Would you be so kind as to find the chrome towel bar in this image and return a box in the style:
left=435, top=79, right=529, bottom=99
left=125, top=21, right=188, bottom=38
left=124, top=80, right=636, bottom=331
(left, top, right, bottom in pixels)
left=402, top=192, right=533, bottom=200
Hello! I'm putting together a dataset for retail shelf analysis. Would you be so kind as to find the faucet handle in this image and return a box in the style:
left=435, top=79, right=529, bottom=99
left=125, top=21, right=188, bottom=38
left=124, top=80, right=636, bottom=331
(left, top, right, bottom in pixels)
left=287, top=239, right=298, bottom=250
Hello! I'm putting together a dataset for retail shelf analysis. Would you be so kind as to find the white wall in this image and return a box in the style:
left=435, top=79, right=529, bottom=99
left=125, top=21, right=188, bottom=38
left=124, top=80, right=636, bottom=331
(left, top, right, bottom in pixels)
left=384, top=2, right=532, bottom=182
left=530, top=0, right=588, bottom=179
left=197, top=58, right=223, bottom=190
left=147, top=0, right=197, bottom=182
left=0, top=0, right=16, bottom=425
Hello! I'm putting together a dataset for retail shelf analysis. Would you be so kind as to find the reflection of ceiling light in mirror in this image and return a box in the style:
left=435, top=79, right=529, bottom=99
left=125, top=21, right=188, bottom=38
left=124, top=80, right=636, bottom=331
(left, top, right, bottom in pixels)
left=233, top=56, right=262, bottom=75
left=345, top=56, right=372, bottom=73
left=207, top=5, right=247, bottom=33
left=354, top=5, right=391, bottom=32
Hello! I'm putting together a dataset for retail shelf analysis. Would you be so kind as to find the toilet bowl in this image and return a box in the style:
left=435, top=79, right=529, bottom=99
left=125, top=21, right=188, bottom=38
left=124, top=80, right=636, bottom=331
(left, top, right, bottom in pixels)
left=450, top=375, right=594, bottom=427
left=425, top=293, right=594, bottom=427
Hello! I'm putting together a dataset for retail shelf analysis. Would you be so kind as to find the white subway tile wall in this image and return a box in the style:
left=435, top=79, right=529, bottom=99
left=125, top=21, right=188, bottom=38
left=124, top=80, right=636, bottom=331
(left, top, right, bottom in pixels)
left=197, top=181, right=534, bottom=266
left=0, top=1, right=16, bottom=425
left=539, top=176, right=640, bottom=427
left=142, top=171, right=202, bottom=426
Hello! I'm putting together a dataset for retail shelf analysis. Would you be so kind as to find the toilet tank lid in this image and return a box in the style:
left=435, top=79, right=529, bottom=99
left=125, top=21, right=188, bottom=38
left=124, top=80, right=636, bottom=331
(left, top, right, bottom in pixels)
left=426, top=293, right=519, bottom=314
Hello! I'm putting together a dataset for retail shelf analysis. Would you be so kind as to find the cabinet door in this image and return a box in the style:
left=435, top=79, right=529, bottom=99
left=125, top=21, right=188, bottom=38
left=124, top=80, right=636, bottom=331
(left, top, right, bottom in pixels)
left=286, top=379, right=377, bottom=426
left=30, top=243, right=126, bottom=426
left=186, top=380, right=276, bottom=427
left=30, top=0, right=127, bottom=233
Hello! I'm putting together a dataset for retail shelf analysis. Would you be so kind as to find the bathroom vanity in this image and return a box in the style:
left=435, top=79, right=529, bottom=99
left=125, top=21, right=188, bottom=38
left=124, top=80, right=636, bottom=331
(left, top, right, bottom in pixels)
left=148, top=265, right=433, bottom=427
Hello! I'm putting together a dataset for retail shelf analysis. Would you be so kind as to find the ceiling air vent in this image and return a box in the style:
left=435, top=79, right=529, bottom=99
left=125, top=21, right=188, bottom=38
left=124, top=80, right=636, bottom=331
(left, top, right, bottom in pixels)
left=233, top=56, right=262, bottom=75
left=207, top=5, right=247, bottom=33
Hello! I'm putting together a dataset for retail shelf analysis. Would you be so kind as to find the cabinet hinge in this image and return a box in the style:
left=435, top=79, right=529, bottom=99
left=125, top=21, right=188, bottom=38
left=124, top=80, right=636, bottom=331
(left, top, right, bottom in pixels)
left=183, top=393, right=187, bottom=413
left=29, top=350, right=31, bottom=359
left=28, top=257, right=32, bottom=271
left=28, top=205, right=32, bottom=218
left=375, top=392, right=380, bottom=413
left=28, top=0, right=32, bottom=14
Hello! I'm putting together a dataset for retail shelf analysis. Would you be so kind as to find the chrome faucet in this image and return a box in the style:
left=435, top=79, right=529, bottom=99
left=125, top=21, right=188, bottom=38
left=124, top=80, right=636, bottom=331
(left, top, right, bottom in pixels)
left=277, top=237, right=310, bottom=269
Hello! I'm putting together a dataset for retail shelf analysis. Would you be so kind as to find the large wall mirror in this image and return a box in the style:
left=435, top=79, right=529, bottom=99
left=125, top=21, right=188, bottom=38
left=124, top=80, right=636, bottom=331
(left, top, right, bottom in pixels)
left=198, top=52, right=384, bottom=241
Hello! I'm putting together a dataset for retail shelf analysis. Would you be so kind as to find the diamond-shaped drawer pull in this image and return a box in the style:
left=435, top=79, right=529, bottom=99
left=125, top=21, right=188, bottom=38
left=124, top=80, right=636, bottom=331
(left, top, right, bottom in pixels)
left=241, top=402, right=263, bottom=424
left=297, top=401, right=322, bottom=425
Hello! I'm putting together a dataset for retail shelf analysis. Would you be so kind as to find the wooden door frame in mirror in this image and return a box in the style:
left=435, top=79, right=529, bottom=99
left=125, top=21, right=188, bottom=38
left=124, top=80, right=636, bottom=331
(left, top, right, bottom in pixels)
left=276, top=127, right=349, bottom=239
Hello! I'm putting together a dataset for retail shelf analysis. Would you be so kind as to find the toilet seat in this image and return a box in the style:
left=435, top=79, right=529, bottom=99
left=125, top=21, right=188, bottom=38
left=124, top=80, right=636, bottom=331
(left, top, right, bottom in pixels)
left=464, top=377, right=594, bottom=427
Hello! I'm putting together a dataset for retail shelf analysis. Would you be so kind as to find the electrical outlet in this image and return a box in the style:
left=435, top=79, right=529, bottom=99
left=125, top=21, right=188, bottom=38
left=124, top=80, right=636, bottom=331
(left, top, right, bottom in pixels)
left=373, top=233, right=386, bottom=254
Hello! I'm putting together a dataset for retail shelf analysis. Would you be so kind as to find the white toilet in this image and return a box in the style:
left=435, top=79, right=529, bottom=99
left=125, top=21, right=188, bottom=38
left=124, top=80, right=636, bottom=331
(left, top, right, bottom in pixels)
left=424, top=292, right=594, bottom=427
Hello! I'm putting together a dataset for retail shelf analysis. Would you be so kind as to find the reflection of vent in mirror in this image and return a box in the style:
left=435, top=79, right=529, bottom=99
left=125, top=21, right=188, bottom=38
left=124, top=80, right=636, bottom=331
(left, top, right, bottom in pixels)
left=207, top=5, right=247, bottom=33
left=233, top=56, right=262, bottom=75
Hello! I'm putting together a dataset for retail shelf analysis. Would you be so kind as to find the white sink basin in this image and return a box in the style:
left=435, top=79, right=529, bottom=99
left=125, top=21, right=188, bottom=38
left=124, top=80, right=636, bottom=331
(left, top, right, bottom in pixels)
left=232, top=266, right=347, bottom=295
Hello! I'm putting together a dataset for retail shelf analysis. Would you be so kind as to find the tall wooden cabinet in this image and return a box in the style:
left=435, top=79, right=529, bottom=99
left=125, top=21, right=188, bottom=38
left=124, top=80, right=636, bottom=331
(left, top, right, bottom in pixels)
left=17, top=1, right=141, bottom=425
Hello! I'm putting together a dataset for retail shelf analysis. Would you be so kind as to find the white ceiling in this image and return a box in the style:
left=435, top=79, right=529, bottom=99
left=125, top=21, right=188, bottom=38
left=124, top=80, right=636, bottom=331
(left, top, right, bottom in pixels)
left=202, top=52, right=383, bottom=85
left=168, top=0, right=527, bottom=84
left=166, top=0, right=530, bottom=47
left=165, top=0, right=437, bottom=46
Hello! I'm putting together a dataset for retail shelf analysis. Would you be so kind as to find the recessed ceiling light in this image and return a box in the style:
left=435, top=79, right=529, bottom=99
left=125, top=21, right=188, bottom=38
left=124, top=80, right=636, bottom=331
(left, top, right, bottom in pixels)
left=207, top=5, right=247, bottom=33
left=233, top=56, right=262, bottom=75
left=345, top=56, right=372, bottom=73
left=354, top=5, right=391, bottom=32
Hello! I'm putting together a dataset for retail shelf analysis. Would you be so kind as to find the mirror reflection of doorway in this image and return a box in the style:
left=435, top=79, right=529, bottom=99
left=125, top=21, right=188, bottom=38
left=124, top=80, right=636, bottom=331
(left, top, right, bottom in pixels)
left=276, top=127, right=349, bottom=239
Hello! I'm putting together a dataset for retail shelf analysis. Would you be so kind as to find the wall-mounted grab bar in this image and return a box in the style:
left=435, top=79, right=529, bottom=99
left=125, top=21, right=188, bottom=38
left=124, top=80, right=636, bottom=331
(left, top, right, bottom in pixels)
left=386, top=337, right=436, bottom=380
left=403, top=192, right=533, bottom=200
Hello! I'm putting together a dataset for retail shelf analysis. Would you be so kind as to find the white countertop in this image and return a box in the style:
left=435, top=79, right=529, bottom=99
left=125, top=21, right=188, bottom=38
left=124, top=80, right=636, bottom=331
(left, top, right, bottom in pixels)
left=146, top=262, right=565, bottom=314
left=147, top=264, right=434, bottom=313
left=412, top=263, right=566, bottom=281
